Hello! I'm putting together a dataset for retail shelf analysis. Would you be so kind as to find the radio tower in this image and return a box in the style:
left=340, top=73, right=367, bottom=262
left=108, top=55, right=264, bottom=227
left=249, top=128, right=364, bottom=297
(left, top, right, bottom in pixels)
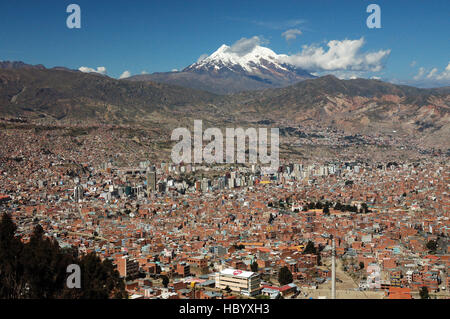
left=331, top=238, right=336, bottom=299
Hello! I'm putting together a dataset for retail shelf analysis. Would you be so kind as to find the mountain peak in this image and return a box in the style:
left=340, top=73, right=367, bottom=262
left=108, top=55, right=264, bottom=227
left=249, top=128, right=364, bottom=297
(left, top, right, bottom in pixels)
left=188, top=44, right=283, bottom=73
left=215, top=44, right=230, bottom=53
left=183, top=44, right=314, bottom=83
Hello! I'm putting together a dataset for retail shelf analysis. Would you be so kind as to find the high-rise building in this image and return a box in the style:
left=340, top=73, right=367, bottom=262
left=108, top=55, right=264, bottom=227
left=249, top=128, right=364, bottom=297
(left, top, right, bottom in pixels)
left=116, top=256, right=140, bottom=279
left=157, top=182, right=166, bottom=193
left=73, top=185, right=83, bottom=202
left=136, top=185, right=145, bottom=198
left=147, top=170, right=156, bottom=195
left=201, top=178, right=210, bottom=192
left=228, top=178, right=235, bottom=189
left=195, top=180, right=201, bottom=192
left=176, top=262, right=191, bottom=277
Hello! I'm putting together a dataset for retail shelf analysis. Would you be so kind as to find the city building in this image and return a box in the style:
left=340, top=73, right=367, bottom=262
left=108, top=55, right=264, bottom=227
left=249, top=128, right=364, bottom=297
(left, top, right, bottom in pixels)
left=215, top=268, right=261, bottom=296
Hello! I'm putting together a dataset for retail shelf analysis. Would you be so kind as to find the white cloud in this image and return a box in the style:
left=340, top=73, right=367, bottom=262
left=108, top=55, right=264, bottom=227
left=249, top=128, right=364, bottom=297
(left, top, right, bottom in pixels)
left=279, top=37, right=390, bottom=72
left=171, top=69, right=178, bottom=72
left=119, top=70, right=131, bottom=79
left=410, top=60, right=417, bottom=67
left=319, top=70, right=366, bottom=80
left=401, top=62, right=450, bottom=87
left=228, top=36, right=268, bottom=56
left=413, top=62, right=450, bottom=82
left=281, top=29, right=302, bottom=41
left=413, top=67, right=425, bottom=80
left=426, top=68, right=438, bottom=79
left=78, top=66, right=107, bottom=75
left=141, top=70, right=148, bottom=75
left=435, top=62, right=450, bottom=81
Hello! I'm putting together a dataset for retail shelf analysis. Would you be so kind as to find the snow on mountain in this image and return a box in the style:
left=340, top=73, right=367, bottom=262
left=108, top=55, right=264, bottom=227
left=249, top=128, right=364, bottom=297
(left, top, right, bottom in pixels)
left=183, top=44, right=311, bottom=81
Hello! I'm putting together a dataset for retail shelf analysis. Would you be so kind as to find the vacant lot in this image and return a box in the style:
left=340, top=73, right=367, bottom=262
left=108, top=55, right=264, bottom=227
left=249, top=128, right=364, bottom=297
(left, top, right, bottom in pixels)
left=298, top=259, right=385, bottom=299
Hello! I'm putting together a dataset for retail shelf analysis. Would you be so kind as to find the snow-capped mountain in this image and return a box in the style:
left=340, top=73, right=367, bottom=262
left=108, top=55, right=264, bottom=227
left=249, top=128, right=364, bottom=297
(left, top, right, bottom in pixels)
left=184, top=44, right=313, bottom=83
left=127, top=44, right=314, bottom=94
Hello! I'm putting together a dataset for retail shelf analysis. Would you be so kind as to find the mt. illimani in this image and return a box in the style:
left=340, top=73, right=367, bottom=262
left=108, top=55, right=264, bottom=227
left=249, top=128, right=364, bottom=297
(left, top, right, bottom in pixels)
left=127, top=44, right=315, bottom=94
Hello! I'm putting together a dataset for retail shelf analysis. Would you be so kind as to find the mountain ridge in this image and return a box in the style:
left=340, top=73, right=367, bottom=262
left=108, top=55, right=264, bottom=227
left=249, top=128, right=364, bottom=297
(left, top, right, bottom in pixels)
left=0, top=67, right=217, bottom=124
left=0, top=65, right=448, bottom=149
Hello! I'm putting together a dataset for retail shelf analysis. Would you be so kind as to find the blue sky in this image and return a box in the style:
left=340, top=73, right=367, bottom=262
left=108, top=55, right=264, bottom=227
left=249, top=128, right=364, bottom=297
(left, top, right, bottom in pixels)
left=0, top=0, right=448, bottom=87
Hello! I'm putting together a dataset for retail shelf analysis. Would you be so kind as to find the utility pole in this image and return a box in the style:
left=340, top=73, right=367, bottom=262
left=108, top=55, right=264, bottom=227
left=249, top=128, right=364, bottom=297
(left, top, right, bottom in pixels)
left=332, top=238, right=336, bottom=299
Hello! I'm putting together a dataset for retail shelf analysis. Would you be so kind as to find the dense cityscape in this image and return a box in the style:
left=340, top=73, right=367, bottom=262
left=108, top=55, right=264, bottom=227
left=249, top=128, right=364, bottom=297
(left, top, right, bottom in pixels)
left=1, top=119, right=448, bottom=300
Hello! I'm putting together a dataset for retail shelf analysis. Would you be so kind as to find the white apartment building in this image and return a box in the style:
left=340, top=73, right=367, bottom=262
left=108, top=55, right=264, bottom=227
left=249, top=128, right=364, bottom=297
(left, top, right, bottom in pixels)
left=215, top=268, right=261, bottom=296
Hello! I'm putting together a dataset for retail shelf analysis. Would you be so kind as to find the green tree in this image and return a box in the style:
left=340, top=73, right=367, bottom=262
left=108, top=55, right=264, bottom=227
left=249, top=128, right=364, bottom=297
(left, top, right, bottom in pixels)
left=21, top=224, right=75, bottom=298
left=303, top=241, right=316, bottom=254
left=419, top=286, right=430, bottom=299
left=161, top=275, right=169, bottom=288
left=0, top=213, right=26, bottom=298
left=0, top=214, right=127, bottom=299
left=426, top=240, right=437, bottom=252
left=278, top=266, right=293, bottom=286
left=361, top=203, right=369, bottom=214
left=65, top=253, right=127, bottom=299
